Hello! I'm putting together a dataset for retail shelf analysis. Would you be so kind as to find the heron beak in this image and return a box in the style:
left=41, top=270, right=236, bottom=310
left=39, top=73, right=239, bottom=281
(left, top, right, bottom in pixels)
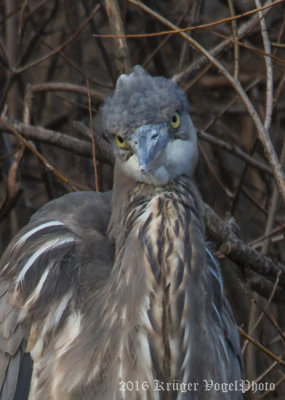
left=128, top=123, right=169, bottom=174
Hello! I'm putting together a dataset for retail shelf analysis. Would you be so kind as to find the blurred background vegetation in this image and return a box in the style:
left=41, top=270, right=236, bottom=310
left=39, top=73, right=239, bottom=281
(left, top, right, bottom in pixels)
left=0, top=0, right=285, bottom=398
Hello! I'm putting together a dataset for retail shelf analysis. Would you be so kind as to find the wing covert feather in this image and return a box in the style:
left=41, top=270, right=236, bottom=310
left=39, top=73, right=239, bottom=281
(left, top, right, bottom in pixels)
left=207, top=248, right=243, bottom=380
left=0, top=191, right=113, bottom=399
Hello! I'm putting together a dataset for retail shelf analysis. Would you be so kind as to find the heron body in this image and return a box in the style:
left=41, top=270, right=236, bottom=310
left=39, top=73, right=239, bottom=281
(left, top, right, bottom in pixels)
left=0, top=66, right=242, bottom=399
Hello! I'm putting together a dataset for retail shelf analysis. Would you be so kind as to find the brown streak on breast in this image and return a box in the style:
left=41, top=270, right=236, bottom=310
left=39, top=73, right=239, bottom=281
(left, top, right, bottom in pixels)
left=162, top=283, right=171, bottom=380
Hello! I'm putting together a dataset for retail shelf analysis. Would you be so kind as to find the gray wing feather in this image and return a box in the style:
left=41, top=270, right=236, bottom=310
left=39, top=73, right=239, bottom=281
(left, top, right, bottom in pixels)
left=0, top=282, right=28, bottom=400
left=0, top=351, right=21, bottom=400
left=222, top=298, right=244, bottom=374
left=207, top=248, right=243, bottom=380
left=0, top=190, right=113, bottom=399
left=0, top=353, right=9, bottom=391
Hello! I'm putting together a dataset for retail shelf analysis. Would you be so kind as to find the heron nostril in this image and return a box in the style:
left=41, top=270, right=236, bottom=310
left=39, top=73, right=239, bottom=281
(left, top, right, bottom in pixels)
left=140, top=165, right=151, bottom=175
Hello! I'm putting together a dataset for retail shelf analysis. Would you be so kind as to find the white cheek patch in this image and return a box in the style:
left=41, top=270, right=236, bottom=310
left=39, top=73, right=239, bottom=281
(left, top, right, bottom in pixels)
left=165, top=139, right=198, bottom=179
left=122, top=154, right=142, bottom=181
left=122, top=155, right=169, bottom=185
left=153, top=167, right=169, bottom=185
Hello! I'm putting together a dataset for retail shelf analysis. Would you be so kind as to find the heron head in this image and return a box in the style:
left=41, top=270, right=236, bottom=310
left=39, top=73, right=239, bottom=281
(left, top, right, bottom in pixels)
left=102, top=66, right=198, bottom=185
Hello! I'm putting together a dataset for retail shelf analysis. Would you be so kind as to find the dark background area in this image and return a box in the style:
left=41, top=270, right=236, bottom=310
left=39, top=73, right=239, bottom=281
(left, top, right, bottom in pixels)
left=0, top=0, right=285, bottom=398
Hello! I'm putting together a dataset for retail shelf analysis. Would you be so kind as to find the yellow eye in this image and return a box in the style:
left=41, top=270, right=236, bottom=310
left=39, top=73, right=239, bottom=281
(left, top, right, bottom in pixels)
left=115, top=135, right=128, bottom=149
left=170, top=112, right=180, bottom=129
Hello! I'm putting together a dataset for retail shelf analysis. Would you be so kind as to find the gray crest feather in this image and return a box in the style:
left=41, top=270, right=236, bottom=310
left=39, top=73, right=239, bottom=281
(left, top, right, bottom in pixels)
left=102, top=66, right=189, bottom=137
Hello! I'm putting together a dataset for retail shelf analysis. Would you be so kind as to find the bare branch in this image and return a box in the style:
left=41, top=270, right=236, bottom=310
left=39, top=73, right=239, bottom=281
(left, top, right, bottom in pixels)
left=0, top=147, right=24, bottom=221
left=226, top=0, right=239, bottom=79
left=254, top=0, right=274, bottom=131
left=239, top=327, right=285, bottom=366
left=87, top=79, right=99, bottom=191
left=203, top=203, right=285, bottom=287
left=23, top=82, right=105, bottom=125
left=0, top=120, right=114, bottom=164
left=242, top=272, right=281, bottom=353
left=104, top=0, right=130, bottom=74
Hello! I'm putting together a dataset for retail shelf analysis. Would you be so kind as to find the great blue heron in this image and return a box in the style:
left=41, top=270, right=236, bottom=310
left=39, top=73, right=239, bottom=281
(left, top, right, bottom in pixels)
left=0, top=66, right=243, bottom=399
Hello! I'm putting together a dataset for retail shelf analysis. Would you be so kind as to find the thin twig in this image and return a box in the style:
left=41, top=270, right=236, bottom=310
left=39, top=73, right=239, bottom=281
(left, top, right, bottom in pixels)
left=272, top=42, right=285, bottom=48
left=208, top=29, right=285, bottom=67
left=98, top=0, right=284, bottom=39
left=82, top=0, right=114, bottom=82
left=239, top=327, right=285, bottom=366
left=0, top=5, right=21, bottom=26
left=242, top=272, right=281, bottom=353
left=204, top=79, right=260, bottom=130
left=247, top=271, right=285, bottom=303
left=198, top=131, right=273, bottom=176
left=198, top=142, right=234, bottom=199
left=253, top=289, right=285, bottom=343
left=15, top=5, right=101, bottom=74
left=255, top=351, right=285, bottom=383
left=227, top=0, right=239, bottom=79
left=231, top=139, right=259, bottom=215
left=73, top=121, right=114, bottom=164
left=104, top=0, right=130, bottom=74
left=87, top=79, right=99, bottom=191
left=255, top=0, right=274, bottom=131
left=249, top=225, right=285, bottom=249
left=22, top=0, right=51, bottom=25
left=183, top=63, right=212, bottom=92
left=203, top=203, right=285, bottom=287
left=18, top=0, right=29, bottom=36
left=0, top=39, right=11, bottom=69
left=38, top=39, right=113, bottom=88
left=143, top=5, right=191, bottom=69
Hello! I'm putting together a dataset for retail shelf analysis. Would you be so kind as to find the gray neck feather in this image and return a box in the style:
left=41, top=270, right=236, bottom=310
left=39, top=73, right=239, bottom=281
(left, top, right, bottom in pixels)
left=108, top=162, right=137, bottom=241
left=105, top=170, right=209, bottom=389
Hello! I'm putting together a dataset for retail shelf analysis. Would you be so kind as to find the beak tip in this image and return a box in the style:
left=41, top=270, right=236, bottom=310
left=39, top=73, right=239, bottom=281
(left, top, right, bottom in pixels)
left=140, top=163, right=153, bottom=175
